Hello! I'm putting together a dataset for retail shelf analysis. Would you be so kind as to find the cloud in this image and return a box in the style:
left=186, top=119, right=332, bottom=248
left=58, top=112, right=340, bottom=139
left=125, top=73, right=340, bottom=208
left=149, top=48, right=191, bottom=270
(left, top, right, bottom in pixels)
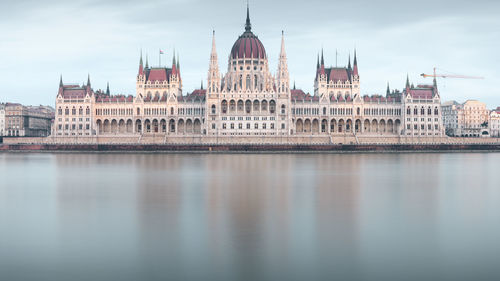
left=0, top=0, right=499, bottom=107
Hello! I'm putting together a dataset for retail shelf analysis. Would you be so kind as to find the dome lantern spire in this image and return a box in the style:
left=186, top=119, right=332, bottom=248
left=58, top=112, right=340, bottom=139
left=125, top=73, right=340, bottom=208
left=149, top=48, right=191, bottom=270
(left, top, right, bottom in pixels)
left=245, top=2, right=251, bottom=32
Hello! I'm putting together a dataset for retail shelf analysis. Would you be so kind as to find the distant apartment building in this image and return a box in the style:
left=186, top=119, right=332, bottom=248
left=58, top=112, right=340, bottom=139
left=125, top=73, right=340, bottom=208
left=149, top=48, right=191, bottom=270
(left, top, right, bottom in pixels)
left=442, top=100, right=489, bottom=137
left=490, top=107, right=500, bottom=137
left=4, top=103, right=55, bottom=137
left=0, top=103, right=5, bottom=136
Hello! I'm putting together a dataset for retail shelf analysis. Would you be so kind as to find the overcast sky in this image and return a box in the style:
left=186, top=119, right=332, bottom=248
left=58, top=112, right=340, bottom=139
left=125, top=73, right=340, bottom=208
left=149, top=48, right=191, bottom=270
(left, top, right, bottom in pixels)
left=1, top=0, right=499, bottom=108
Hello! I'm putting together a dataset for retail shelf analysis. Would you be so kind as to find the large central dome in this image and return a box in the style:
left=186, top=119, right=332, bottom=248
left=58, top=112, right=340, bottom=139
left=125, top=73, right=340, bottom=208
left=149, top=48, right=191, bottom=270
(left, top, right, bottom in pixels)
left=230, top=6, right=266, bottom=60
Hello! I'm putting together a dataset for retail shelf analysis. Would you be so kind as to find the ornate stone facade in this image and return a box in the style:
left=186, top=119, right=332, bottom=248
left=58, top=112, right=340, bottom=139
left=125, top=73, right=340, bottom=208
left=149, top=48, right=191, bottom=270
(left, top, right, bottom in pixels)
left=53, top=7, right=444, bottom=142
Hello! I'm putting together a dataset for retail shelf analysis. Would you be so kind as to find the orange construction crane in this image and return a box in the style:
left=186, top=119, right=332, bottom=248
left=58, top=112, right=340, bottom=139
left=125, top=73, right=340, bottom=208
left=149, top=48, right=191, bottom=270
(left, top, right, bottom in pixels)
left=420, top=67, right=484, bottom=79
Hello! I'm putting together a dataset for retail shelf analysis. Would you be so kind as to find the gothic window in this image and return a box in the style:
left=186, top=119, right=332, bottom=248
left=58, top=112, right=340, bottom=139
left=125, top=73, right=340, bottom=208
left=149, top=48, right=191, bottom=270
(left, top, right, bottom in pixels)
left=230, top=100, right=236, bottom=112
left=137, top=108, right=140, bottom=115
left=58, top=107, right=62, bottom=115
left=246, top=75, right=251, bottom=90
left=221, top=100, right=228, bottom=114
left=211, top=104, right=216, bottom=114
left=254, top=75, right=258, bottom=90
left=245, top=100, right=251, bottom=114
left=357, top=107, right=360, bottom=115
left=421, top=107, right=425, bottom=115
left=281, top=104, right=286, bottom=114
left=407, top=107, right=411, bottom=115
left=414, top=108, right=418, bottom=115
left=72, top=107, right=76, bottom=115
left=323, top=107, right=326, bottom=115
left=428, top=107, right=432, bottom=115
left=434, top=107, right=439, bottom=115
left=269, top=100, right=276, bottom=114
left=170, top=107, right=174, bottom=115
left=86, top=107, right=90, bottom=115
left=237, top=100, right=244, bottom=112
left=261, top=100, right=268, bottom=112
left=239, top=75, right=243, bottom=90
left=79, top=107, right=83, bottom=115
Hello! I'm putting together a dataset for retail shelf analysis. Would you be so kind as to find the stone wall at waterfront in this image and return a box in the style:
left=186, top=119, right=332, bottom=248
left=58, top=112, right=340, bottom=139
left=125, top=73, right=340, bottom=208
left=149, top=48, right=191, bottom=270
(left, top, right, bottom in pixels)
left=3, top=134, right=500, bottom=146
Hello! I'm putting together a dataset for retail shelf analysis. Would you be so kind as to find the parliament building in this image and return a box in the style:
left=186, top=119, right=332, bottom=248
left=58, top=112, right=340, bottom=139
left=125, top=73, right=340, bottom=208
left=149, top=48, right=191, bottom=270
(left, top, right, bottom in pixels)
left=53, top=7, right=444, bottom=143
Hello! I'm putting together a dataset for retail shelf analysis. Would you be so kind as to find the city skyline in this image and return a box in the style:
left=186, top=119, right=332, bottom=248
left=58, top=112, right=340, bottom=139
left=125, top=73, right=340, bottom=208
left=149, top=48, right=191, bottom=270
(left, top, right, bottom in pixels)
left=1, top=0, right=499, bottom=107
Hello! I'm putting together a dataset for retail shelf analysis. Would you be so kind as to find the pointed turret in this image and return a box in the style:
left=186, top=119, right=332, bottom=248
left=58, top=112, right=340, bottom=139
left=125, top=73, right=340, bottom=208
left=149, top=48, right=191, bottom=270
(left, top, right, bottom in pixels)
left=293, top=81, right=296, bottom=90
left=106, top=82, right=110, bottom=95
left=138, top=51, right=144, bottom=75
left=59, top=75, right=63, bottom=88
left=277, top=30, right=290, bottom=94
left=245, top=2, right=252, bottom=32
left=87, top=74, right=91, bottom=87
left=321, top=49, right=325, bottom=66
left=201, top=80, right=204, bottom=90
left=386, top=82, right=390, bottom=96
left=171, top=50, right=177, bottom=76
left=353, top=49, right=359, bottom=76
left=348, top=54, right=352, bottom=70
left=145, top=55, right=149, bottom=68
left=406, top=74, right=410, bottom=89
left=208, top=30, right=220, bottom=94
left=316, top=53, right=320, bottom=70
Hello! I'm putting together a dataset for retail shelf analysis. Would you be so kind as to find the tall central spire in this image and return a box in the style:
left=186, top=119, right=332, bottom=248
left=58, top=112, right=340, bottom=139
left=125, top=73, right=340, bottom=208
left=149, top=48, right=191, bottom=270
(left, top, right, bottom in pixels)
left=245, top=2, right=251, bottom=32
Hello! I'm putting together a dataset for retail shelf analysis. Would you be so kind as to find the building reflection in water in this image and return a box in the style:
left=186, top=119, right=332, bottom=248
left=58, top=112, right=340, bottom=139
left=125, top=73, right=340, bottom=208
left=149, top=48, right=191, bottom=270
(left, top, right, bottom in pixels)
left=27, top=152, right=500, bottom=281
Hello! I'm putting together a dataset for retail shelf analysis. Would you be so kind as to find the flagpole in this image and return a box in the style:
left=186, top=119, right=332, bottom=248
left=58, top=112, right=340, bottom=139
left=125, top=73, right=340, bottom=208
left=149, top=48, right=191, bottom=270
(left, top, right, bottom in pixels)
left=159, top=49, right=161, bottom=67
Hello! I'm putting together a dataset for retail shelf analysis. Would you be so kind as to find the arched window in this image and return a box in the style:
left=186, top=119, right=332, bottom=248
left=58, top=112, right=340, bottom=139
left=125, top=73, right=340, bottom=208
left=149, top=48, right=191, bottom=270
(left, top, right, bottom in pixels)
left=414, top=107, right=418, bottom=115
left=421, top=107, right=425, bottom=115
left=281, top=104, right=286, bottom=114
left=269, top=100, right=276, bottom=114
left=357, top=107, right=360, bottom=115
left=170, top=107, right=174, bottom=115
left=239, top=75, right=243, bottom=90
left=407, top=106, right=411, bottom=115
left=246, top=75, right=251, bottom=90
left=79, top=107, right=83, bottom=115
left=211, top=104, right=216, bottom=114
left=323, top=107, right=326, bottom=115
left=72, top=107, right=76, bottom=115
left=254, top=75, right=258, bottom=90
left=428, top=107, right=432, bottom=115
left=86, top=107, right=90, bottom=115
left=221, top=100, right=228, bottom=114
left=58, top=107, right=62, bottom=115
left=434, top=107, right=439, bottom=115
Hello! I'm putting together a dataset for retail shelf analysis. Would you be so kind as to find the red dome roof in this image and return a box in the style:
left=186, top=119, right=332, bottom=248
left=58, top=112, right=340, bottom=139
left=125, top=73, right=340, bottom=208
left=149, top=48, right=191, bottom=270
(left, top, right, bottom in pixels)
left=230, top=31, right=266, bottom=60
left=230, top=6, right=266, bottom=60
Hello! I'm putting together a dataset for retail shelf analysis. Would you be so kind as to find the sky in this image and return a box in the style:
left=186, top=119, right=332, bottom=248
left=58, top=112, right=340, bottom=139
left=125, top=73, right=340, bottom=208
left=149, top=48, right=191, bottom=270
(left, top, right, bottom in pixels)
left=1, top=0, right=499, bottom=108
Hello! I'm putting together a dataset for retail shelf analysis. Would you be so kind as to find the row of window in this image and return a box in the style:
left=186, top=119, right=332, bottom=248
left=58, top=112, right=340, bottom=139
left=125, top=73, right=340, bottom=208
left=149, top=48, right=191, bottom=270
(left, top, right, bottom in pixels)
left=406, top=124, right=440, bottom=130
left=58, top=124, right=91, bottom=130
left=406, top=106, right=439, bottom=116
left=58, top=107, right=90, bottom=116
left=217, top=123, right=285, bottom=130
left=221, top=116, right=276, bottom=121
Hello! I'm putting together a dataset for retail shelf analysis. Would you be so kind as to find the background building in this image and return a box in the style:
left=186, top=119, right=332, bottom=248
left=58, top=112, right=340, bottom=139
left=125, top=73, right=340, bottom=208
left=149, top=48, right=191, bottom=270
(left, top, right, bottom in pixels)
left=0, top=103, right=5, bottom=136
left=4, top=103, right=54, bottom=137
left=442, top=100, right=489, bottom=137
left=489, top=107, right=500, bottom=137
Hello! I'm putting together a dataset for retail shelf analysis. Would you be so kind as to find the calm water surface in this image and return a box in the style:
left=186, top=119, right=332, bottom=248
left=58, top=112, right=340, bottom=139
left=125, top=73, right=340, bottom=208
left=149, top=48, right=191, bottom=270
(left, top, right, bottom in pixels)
left=1, top=152, right=499, bottom=281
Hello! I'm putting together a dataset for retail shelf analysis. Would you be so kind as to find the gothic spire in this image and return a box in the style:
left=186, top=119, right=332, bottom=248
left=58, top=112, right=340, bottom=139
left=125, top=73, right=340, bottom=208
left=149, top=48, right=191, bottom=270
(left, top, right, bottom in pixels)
left=87, top=74, right=91, bottom=87
left=406, top=74, right=410, bottom=89
left=316, top=53, right=320, bottom=70
left=279, top=30, right=286, bottom=58
left=106, top=82, right=110, bottom=95
left=321, top=49, right=324, bottom=66
left=145, top=55, right=149, bottom=68
left=348, top=54, right=351, bottom=69
left=353, top=49, right=359, bottom=76
left=245, top=2, right=252, bottom=32
left=386, top=82, right=390, bottom=96
left=59, top=75, right=63, bottom=87
left=172, top=49, right=176, bottom=66
left=201, top=80, right=204, bottom=90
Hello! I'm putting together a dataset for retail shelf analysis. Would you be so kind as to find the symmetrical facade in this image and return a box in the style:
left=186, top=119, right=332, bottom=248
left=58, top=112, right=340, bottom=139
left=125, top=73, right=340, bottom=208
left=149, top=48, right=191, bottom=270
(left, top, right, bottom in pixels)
left=442, top=100, right=489, bottom=137
left=53, top=7, right=444, bottom=141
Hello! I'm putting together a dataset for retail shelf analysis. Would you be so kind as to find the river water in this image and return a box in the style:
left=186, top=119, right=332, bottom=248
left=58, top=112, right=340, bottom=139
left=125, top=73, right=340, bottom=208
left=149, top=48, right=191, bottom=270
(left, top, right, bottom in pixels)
left=1, top=152, right=499, bottom=281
